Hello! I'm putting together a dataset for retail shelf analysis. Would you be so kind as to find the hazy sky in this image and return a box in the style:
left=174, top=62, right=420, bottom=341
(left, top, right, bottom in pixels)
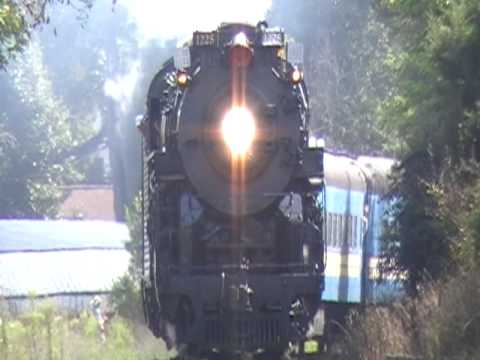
left=120, top=0, right=272, bottom=43
left=103, top=0, right=272, bottom=107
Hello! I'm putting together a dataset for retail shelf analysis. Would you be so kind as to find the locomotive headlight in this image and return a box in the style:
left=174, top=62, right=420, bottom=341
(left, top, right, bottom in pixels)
left=291, top=67, right=303, bottom=84
left=176, top=71, right=189, bottom=87
left=221, top=107, right=256, bottom=156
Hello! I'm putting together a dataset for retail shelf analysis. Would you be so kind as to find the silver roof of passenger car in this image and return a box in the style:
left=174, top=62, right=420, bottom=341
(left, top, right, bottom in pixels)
left=324, top=151, right=396, bottom=194
left=324, top=152, right=368, bottom=192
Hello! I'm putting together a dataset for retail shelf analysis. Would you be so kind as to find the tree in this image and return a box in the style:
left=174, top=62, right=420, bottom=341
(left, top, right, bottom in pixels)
left=381, top=152, right=451, bottom=294
left=37, top=0, right=140, bottom=220
left=0, top=0, right=93, bottom=68
left=0, top=0, right=174, bottom=220
left=0, top=42, right=89, bottom=218
left=35, top=1, right=175, bottom=220
left=0, top=0, right=28, bottom=67
left=110, top=196, right=143, bottom=322
left=377, top=0, right=480, bottom=292
left=377, top=0, right=480, bottom=164
left=268, top=0, right=392, bottom=154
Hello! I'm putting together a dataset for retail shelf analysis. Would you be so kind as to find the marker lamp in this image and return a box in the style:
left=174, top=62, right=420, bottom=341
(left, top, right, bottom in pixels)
left=304, top=339, right=319, bottom=354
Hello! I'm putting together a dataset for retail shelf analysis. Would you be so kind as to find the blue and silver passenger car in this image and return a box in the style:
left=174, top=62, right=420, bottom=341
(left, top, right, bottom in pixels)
left=322, top=152, right=396, bottom=305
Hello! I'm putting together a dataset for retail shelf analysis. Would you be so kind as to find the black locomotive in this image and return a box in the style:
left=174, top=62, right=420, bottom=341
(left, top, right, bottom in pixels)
left=139, top=22, right=326, bottom=359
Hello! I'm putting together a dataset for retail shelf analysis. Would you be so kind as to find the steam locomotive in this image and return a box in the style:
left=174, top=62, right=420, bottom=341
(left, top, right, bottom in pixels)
left=138, top=21, right=396, bottom=359
left=139, top=22, right=326, bottom=359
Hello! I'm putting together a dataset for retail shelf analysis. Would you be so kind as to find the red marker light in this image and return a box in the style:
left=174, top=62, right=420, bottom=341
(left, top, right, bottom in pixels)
left=230, top=32, right=253, bottom=68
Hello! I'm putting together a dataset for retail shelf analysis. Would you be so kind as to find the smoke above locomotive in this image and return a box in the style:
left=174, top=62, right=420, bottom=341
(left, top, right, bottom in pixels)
left=139, top=22, right=326, bottom=358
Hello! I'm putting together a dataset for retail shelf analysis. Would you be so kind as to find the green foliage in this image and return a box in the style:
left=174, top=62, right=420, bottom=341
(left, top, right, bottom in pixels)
left=0, top=0, right=28, bottom=68
left=0, top=121, right=14, bottom=177
left=110, top=196, right=143, bottom=322
left=30, top=0, right=144, bottom=219
left=340, top=269, right=480, bottom=360
left=268, top=0, right=393, bottom=154
left=0, top=300, right=165, bottom=360
left=430, top=162, right=480, bottom=268
left=376, top=0, right=480, bottom=289
left=110, top=275, right=144, bottom=323
left=0, top=42, right=92, bottom=218
left=378, top=0, right=480, bottom=161
left=36, top=1, right=174, bottom=219
left=125, top=195, right=143, bottom=280
left=380, top=154, right=452, bottom=294
left=0, top=1, right=131, bottom=219
left=40, top=1, right=138, bottom=120
left=0, top=0, right=94, bottom=69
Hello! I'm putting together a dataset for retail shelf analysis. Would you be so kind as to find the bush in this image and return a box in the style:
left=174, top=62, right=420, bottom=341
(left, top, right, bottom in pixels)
left=110, top=274, right=144, bottom=322
left=338, top=269, right=480, bottom=360
left=0, top=299, right=166, bottom=360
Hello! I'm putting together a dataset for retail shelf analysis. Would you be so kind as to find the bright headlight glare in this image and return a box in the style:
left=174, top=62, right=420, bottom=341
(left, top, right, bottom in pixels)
left=291, top=68, right=303, bottom=83
left=221, top=107, right=256, bottom=156
left=177, top=71, right=188, bottom=86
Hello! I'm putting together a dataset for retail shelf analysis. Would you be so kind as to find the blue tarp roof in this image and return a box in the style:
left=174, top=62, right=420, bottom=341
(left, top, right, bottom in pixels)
left=0, top=250, right=130, bottom=297
left=0, top=220, right=130, bottom=252
left=0, top=220, right=131, bottom=297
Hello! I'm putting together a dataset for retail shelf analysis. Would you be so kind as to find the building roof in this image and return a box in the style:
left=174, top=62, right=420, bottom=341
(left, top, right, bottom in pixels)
left=58, top=185, right=115, bottom=221
left=0, top=220, right=131, bottom=298
left=0, top=220, right=129, bottom=252
left=0, top=250, right=130, bottom=297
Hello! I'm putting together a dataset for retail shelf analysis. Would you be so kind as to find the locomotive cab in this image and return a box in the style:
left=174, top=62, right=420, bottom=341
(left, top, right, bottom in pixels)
left=140, top=22, right=326, bottom=359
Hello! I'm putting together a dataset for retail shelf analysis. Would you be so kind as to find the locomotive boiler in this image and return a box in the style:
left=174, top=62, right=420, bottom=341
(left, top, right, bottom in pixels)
left=139, top=22, right=326, bottom=359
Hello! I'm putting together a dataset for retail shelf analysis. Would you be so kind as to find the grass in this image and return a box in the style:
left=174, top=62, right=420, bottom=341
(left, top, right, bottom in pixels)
left=333, top=269, right=480, bottom=360
left=5, top=270, right=480, bottom=360
left=0, top=299, right=167, bottom=360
